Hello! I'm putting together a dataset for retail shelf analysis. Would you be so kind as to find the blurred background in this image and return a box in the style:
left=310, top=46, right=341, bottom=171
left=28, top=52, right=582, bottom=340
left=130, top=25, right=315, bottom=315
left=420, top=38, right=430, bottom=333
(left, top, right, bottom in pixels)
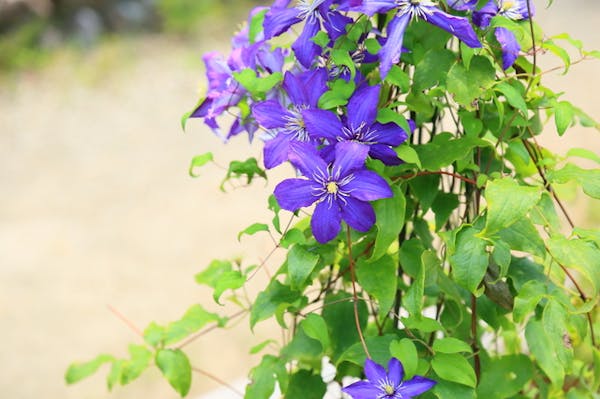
left=0, top=1, right=599, bottom=398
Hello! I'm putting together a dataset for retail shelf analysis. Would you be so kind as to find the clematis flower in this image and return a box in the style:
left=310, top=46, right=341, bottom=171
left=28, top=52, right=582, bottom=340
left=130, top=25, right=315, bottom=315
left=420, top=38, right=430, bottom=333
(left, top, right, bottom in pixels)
left=303, top=84, right=413, bottom=165
left=342, top=357, right=436, bottom=399
left=252, top=68, right=328, bottom=169
left=472, top=0, right=535, bottom=70
left=263, top=0, right=353, bottom=67
left=273, top=141, right=392, bottom=243
left=341, top=0, right=482, bottom=77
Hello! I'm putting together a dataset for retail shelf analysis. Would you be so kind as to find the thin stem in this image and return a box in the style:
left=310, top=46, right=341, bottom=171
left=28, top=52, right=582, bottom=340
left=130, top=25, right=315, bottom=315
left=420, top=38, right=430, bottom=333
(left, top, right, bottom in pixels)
left=524, top=0, right=537, bottom=96
left=107, top=305, right=143, bottom=337
left=192, top=367, right=244, bottom=397
left=393, top=170, right=477, bottom=186
left=346, top=225, right=371, bottom=359
left=470, top=294, right=481, bottom=384
left=177, top=309, right=247, bottom=349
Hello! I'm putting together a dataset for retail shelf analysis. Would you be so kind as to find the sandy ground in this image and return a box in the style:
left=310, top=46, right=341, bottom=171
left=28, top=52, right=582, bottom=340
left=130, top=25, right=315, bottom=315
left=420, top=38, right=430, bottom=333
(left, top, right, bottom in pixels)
left=0, top=2, right=599, bottom=399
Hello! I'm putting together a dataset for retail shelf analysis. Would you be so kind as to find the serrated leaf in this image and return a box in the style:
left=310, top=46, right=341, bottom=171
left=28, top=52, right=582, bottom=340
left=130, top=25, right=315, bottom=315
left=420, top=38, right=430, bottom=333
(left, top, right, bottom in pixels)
left=287, top=245, right=320, bottom=290
left=371, top=186, right=405, bottom=260
left=390, top=339, right=418, bottom=379
left=357, top=255, right=397, bottom=317
left=188, top=152, right=213, bottom=177
left=155, top=349, right=192, bottom=397
left=483, top=178, right=541, bottom=235
left=432, top=353, right=477, bottom=387
left=238, top=223, right=269, bottom=241
left=449, top=226, right=489, bottom=294
left=65, top=354, right=115, bottom=384
left=432, top=338, right=472, bottom=354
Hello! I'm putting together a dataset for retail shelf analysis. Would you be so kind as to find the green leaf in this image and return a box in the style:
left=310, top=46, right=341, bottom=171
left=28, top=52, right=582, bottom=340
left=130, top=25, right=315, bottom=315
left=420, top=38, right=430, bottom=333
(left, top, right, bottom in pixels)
left=376, top=108, right=412, bottom=134
left=120, top=344, right=153, bottom=385
left=542, top=39, right=571, bottom=74
left=248, top=8, right=267, bottom=43
left=238, top=223, right=269, bottom=241
left=546, top=236, right=600, bottom=296
left=547, top=163, right=600, bottom=199
left=542, top=300, right=573, bottom=368
left=432, top=338, right=472, bottom=354
left=371, top=186, right=406, bottom=260
left=395, top=145, right=422, bottom=168
left=399, top=238, right=425, bottom=278
left=107, top=359, right=124, bottom=390
left=250, top=280, right=302, bottom=329
left=566, top=147, right=600, bottom=165
left=65, top=354, right=115, bottom=384
left=245, top=355, right=287, bottom=399
left=390, top=339, right=418, bottom=379
left=434, top=380, right=476, bottom=399
left=285, top=370, right=326, bottom=399
left=491, top=239, right=511, bottom=277
left=357, top=255, right=397, bottom=317
left=323, top=292, right=368, bottom=361
left=164, top=304, right=223, bottom=345
left=495, top=81, right=527, bottom=115
left=432, top=192, right=459, bottom=231
left=155, top=349, right=192, bottom=397
left=414, top=132, right=489, bottom=171
left=554, top=100, right=575, bottom=135
left=194, top=259, right=245, bottom=304
left=513, top=280, right=547, bottom=323
left=188, top=152, right=213, bottom=177
left=483, top=178, right=541, bottom=235
left=498, top=219, right=546, bottom=258
left=221, top=157, right=267, bottom=190
left=232, top=69, right=282, bottom=99
left=249, top=339, right=276, bottom=354
left=337, top=335, right=396, bottom=367
left=300, top=313, right=330, bottom=351
left=412, top=49, right=456, bottom=91
left=287, top=245, right=320, bottom=290
left=447, top=56, right=495, bottom=109
left=477, top=355, right=534, bottom=398
left=404, top=251, right=425, bottom=317
left=432, top=353, right=477, bottom=387
left=385, top=65, right=410, bottom=92
left=448, top=226, right=489, bottom=294
left=181, top=109, right=193, bottom=131
left=318, top=79, right=355, bottom=109
left=525, top=318, right=565, bottom=387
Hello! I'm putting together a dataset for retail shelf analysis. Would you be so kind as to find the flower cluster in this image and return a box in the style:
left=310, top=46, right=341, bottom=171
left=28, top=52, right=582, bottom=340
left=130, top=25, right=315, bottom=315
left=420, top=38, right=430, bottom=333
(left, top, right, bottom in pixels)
left=188, top=0, right=535, bottom=243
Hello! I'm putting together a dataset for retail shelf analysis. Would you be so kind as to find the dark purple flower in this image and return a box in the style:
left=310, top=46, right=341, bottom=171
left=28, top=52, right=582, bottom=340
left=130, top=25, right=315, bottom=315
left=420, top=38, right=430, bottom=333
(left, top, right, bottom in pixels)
left=252, top=68, right=329, bottom=169
left=343, top=357, right=436, bottom=399
left=263, top=0, right=353, bottom=67
left=446, top=0, right=478, bottom=11
left=303, top=84, right=412, bottom=165
left=472, top=0, right=535, bottom=69
left=274, top=141, right=392, bottom=243
left=342, top=0, right=482, bottom=78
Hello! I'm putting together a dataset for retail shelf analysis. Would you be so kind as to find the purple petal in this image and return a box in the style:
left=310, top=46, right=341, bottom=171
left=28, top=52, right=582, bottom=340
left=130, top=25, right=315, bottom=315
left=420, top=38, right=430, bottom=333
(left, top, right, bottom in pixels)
left=331, top=142, right=369, bottom=179
left=321, top=10, right=353, bottom=41
left=347, top=84, right=380, bottom=129
left=339, top=0, right=396, bottom=16
left=341, top=197, right=376, bottom=232
left=252, top=100, right=290, bottom=129
left=495, top=27, right=521, bottom=70
left=302, top=109, right=343, bottom=140
left=341, top=380, right=381, bottom=398
left=364, top=358, right=387, bottom=383
left=263, top=133, right=291, bottom=169
left=397, top=376, right=437, bottom=397
left=379, top=12, right=411, bottom=79
left=311, top=200, right=342, bottom=243
left=274, top=178, right=320, bottom=211
left=282, top=71, right=306, bottom=107
left=369, top=122, right=409, bottom=146
left=447, top=0, right=478, bottom=11
left=263, top=7, right=301, bottom=38
left=425, top=7, right=482, bottom=48
left=292, top=16, right=322, bottom=68
left=387, top=358, right=405, bottom=387
left=345, top=170, right=392, bottom=201
left=288, top=141, right=329, bottom=178
left=369, top=144, right=403, bottom=166
left=472, top=0, right=498, bottom=28
left=303, top=68, right=329, bottom=107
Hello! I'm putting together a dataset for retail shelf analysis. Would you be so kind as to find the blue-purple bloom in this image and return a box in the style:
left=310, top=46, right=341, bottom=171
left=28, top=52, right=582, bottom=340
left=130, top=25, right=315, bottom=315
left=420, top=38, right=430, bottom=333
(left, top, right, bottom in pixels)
left=252, top=68, right=329, bottom=169
left=470, top=0, right=535, bottom=69
left=341, top=0, right=482, bottom=77
left=343, top=357, right=436, bottom=399
left=303, top=84, right=413, bottom=165
left=263, top=0, right=352, bottom=68
left=274, top=141, right=392, bottom=243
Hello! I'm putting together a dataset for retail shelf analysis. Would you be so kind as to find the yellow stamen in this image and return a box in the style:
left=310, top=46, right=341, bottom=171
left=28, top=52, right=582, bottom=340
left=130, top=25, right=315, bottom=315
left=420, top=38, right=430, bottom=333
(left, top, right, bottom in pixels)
left=384, top=384, right=395, bottom=395
left=502, top=1, right=515, bottom=11
left=326, top=182, right=338, bottom=194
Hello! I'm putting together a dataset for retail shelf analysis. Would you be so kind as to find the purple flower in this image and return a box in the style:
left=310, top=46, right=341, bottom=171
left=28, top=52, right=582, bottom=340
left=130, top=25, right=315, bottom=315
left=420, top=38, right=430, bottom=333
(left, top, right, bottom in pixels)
left=342, top=0, right=482, bottom=78
left=274, top=141, right=392, bottom=243
left=303, top=84, right=412, bottom=165
left=343, top=358, right=436, bottom=399
left=473, top=0, right=535, bottom=69
left=263, top=0, right=352, bottom=67
left=252, top=68, right=329, bottom=169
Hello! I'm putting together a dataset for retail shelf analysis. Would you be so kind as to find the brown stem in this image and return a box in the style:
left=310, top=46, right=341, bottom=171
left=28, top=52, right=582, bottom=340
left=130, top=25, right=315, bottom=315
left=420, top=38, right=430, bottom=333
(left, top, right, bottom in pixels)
left=177, top=309, right=247, bottom=349
left=107, top=304, right=143, bottom=337
left=470, top=294, right=481, bottom=384
left=192, top=367, right=244, bottom=397
left=346, top=225, right=371, bottom=359
left=393, top=170, right=477, bottom=186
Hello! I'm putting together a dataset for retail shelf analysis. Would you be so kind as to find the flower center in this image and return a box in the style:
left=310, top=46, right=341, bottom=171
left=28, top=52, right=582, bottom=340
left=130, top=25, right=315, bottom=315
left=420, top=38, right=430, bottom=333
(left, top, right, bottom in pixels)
left=326, top=181, right=339, bottom=194
left=383, top=383, right=396, bottom=395
left=395, top=0, right=435, bottom=19
left=342, top=122, right=378, bottom=145
left=296, top=0, right=325, bottom=20
left=502, top=1, right=515, bottom=10
left=283, top=107, right=310, bottom=141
